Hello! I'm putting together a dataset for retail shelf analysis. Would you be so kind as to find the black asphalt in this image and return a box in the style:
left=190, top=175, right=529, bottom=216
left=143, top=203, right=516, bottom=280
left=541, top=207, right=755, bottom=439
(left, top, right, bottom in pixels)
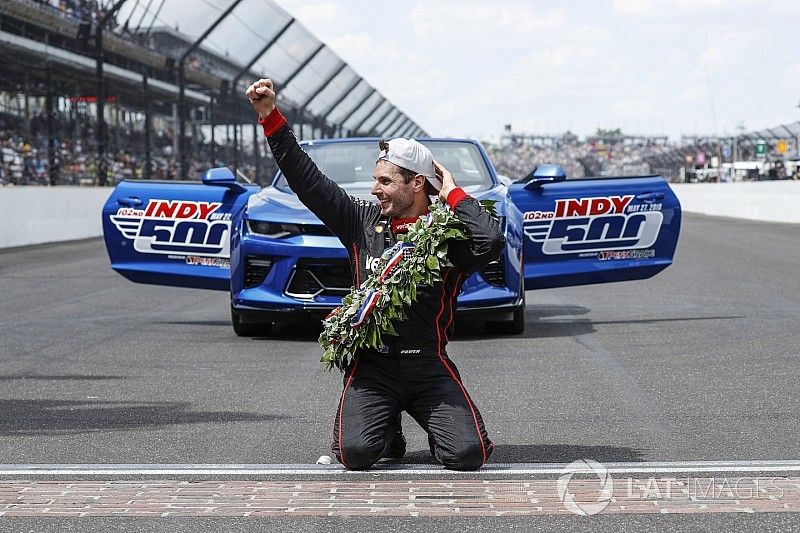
left=1, top=213, right=799, bottom=529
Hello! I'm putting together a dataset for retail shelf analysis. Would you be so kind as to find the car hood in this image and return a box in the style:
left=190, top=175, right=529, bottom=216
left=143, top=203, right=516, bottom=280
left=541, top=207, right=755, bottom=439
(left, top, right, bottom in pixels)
left=246, top=183, right=507, bottom=224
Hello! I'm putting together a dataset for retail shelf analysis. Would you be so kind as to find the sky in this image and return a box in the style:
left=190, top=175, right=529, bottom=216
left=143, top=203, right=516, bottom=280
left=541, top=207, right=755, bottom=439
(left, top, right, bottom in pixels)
left=274, top=0, right=800, bottom=142
left=120, top=0, right=800, bottom=142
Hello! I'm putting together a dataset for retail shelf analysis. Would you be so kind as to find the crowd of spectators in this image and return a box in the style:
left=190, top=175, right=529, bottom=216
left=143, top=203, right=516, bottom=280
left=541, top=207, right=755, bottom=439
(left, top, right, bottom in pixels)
left=1, top=108, right=793, bottom=186
left=33, top=0, right=157, bottom=47
left=35, top=0, right=118, bottom=29
left=483, top=138, right=679, bottom=181
left=483, top=133, right=800, bottom=183
left=0, top=125, right=269, bottom=186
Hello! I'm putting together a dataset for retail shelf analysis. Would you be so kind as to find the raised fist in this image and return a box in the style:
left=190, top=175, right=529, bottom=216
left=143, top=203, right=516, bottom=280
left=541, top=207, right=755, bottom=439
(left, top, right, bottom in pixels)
left=246, top=78, right=276, bottom=119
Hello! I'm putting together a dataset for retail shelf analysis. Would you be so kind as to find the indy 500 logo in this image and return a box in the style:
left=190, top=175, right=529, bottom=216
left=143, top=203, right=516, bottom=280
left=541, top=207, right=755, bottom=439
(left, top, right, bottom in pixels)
left=524, top=195, right=663, bottom=255
left=110, top=199, right=231, bottom=258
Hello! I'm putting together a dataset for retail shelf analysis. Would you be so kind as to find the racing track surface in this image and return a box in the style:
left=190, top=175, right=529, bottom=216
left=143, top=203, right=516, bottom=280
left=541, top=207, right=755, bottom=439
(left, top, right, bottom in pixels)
left=0, top=212, right=798, bottom=529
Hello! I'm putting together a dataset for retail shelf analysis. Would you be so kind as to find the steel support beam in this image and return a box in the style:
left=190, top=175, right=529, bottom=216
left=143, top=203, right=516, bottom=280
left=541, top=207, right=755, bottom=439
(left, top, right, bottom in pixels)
left=342, top=90, right=379, bottom=132
left=231, top=19, right=294, bottom=88
left=363, top=105, right=395, bottom=136
left=398, top=122, right=416, bottom=138
left=178, top=0, right=243, bottom=178
left=209, top=92, right=215, bottom=163
left=45, top=64, right=57, bottom=185
left=143, top=73, right=151, bottom=179
left=380, top=112, right=405, bottom=137
left=766, top=128, right=783, bottom=140
left=253, top=122, right=259, bottom=180
left=295, top=61, right=347, bottom=140
left=96, top=0, right=129, bottom=186
left=228, top=20, right=296, bottom=172
left=387, top=116, right=410, bottom=138
left=319, top=77, right=362, bottom=122
left=300, top=62, right=347, bottom=109
left=234, top=96, right=241, bottom=171
left=279, top=43, right=325, bottom=90
left=396, top=123, right=412, bottom=138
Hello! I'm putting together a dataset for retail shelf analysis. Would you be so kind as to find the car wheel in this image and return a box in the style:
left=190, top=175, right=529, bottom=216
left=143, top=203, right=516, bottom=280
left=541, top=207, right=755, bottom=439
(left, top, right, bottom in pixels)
left=231, top=305, right=274, bottom=337
left=485, top=291, right=525, bottom=335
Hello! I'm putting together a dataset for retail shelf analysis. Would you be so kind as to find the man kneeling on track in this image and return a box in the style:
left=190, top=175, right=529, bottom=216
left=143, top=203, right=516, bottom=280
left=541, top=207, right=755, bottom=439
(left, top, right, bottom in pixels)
left=246, top=78, right=504, bottom=471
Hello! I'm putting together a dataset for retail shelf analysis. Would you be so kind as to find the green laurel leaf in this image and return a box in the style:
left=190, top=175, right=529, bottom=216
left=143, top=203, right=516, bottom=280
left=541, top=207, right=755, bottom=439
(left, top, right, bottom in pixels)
left=318, top=200, right=483, bottom=372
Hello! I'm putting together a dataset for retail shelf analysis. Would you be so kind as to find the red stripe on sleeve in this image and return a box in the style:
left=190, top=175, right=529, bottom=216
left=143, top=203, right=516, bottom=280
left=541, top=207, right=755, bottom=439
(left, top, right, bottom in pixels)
left=446, top=187, right=468, bottom=209
left=257, top=107, right=287, bottom=137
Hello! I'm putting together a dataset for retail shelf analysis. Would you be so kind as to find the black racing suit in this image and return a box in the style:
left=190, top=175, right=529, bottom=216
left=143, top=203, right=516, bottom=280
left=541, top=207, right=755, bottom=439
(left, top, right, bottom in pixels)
left=263, top=111, right=505, bottom=471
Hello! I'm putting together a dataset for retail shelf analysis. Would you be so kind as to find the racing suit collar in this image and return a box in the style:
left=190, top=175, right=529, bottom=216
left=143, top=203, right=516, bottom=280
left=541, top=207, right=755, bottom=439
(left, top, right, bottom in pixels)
left=390, top=207, right=430, bottom=234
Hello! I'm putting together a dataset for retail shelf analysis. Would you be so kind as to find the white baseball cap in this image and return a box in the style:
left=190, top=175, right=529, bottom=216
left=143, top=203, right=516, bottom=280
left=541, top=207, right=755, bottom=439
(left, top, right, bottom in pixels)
left=377, top=138, right=441, bottom=191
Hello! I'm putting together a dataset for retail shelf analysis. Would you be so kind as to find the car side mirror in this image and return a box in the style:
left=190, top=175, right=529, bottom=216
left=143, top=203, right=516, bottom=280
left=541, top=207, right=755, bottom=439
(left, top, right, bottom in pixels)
left=524, top=164, right=567, bottom=190
left=497, top=174, right=512, bottom=187
left=202, top=167, right=247, bottom=194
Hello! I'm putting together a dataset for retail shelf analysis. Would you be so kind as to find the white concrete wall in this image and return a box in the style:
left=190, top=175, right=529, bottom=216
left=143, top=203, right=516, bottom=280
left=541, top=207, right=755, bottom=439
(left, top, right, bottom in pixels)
left=671, top=181, right=800, bottom=224
left=1, top=182, right=798, bottom=249
left=0, top=187, right=112, bottom=249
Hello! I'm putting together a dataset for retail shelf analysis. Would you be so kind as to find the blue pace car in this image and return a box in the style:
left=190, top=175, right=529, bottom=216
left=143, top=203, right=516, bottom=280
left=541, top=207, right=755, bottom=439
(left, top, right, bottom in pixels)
left=102, top=138, right=682, bottom=336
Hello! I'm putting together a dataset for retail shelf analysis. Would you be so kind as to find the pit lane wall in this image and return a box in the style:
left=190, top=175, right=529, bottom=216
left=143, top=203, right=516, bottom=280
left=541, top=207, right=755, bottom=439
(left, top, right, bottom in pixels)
left=670, top=181, right=800, bottom=224
left=0, top=187, right=111, bottom=248
left=1, top=181, right=799, bottom=249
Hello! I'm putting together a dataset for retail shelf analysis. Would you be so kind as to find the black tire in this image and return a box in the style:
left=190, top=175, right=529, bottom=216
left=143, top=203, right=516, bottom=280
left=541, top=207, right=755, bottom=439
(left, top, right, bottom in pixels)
left=231, top=305, right=274, bottom=337
left=485, top=291, right=525, bottom=335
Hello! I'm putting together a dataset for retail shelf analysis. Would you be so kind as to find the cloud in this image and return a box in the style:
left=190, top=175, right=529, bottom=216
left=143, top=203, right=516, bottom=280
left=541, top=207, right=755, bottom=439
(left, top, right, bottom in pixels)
left=614, top=0, right=739, bottom=17
left=409, top=1, right=568, bottom=38
left=269, top=1, right=796, bottom=139
left=781, top=62, right=800, bottom=90
left=677, top=85, right=708, bottom=103
left=277, top=0, right=358, bottom=29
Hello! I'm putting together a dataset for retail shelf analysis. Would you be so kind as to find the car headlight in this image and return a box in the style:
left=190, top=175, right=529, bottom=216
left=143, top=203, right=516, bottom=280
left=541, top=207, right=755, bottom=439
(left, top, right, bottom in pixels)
left=247, top=220, right=304, bottom=238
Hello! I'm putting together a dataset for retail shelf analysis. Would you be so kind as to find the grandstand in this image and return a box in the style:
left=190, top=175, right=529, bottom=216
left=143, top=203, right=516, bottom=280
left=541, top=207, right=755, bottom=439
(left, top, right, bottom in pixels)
left=487, top=122, right=800, bottom=184
left=0, top=0, right=425, bottom=186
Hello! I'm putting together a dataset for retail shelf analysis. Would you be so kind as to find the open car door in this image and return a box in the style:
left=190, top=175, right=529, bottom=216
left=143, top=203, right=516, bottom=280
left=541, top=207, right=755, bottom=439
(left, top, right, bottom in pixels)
left=102, top=168, right=259, bottom=290
left=508, top=165, right=681, bottom=290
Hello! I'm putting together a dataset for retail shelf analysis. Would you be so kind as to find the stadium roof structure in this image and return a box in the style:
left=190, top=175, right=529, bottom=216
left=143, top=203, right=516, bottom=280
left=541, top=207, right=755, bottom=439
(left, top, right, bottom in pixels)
left=0, top=0, right=426, bottom=180
left=114, top=0, right=425, bottom=138
left=737, top=121, right=800, bottom=145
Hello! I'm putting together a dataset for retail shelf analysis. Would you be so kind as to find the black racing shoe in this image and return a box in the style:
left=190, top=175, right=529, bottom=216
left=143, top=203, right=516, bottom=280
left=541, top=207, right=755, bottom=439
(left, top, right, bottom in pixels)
left=380, top=414, right=406, bottom=460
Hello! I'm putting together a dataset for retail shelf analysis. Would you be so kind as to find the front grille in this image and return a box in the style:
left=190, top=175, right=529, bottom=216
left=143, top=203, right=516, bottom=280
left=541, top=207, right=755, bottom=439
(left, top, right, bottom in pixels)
left=480, top=257, right=505, bottom=286
left=244, top=255, right=273, bottom=288
left=286, top=259, right=352, bottom=299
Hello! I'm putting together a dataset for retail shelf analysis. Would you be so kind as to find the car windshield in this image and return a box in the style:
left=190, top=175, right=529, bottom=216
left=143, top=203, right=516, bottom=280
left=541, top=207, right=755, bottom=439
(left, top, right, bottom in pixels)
left=273, top=140, right=493, bottom=191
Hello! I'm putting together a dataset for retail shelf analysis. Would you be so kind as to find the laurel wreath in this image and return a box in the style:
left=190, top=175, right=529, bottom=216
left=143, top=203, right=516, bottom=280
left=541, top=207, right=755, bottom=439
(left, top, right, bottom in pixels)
left=319, top=199, right=497, bottom=372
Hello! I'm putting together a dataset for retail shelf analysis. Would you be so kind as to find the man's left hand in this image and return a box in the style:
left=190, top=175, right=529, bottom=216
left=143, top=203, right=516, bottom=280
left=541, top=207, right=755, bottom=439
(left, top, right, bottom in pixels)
left=433, top=160, right=457, bottom=202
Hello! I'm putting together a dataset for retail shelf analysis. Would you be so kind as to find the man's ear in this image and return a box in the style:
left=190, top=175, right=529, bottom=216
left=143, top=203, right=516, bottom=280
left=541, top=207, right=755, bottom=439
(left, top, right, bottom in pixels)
left=413, top=174, right=426, bottom=193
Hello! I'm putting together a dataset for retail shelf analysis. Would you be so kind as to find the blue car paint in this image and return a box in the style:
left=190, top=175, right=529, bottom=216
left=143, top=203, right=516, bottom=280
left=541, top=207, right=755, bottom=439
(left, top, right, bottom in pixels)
left=509, top=175, right=681, bottom=289
left=102, top=179, right=258, bottom=290
left=101, top=137, right=681, bottom=326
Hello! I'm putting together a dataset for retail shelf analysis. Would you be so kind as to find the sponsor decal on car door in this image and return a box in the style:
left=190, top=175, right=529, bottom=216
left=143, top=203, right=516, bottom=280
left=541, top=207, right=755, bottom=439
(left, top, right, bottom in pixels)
left=102, top=180, right=257, bottom=290
left=509, top=176, right=681, bottom=289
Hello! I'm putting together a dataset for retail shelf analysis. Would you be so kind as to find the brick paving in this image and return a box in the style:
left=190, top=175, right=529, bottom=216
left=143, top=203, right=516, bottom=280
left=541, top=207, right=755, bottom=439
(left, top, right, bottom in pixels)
left=0, top=477, right=799, bottom=517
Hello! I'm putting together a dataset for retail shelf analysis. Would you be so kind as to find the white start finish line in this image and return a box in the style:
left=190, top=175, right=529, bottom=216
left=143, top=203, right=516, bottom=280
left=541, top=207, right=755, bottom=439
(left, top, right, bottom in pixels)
left=2, top=460, right=800, bottom=476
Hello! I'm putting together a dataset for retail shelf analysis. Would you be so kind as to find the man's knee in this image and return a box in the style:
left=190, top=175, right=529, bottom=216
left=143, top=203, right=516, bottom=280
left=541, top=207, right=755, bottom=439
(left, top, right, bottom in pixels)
left=438, top=441, right=485, bottom=471
left=336, top=438, right=384, bottom=471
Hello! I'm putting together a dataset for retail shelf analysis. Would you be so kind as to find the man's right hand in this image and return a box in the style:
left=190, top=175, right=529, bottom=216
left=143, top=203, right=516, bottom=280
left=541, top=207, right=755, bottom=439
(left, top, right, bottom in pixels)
left=246, top=78, right=276, bottom=119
